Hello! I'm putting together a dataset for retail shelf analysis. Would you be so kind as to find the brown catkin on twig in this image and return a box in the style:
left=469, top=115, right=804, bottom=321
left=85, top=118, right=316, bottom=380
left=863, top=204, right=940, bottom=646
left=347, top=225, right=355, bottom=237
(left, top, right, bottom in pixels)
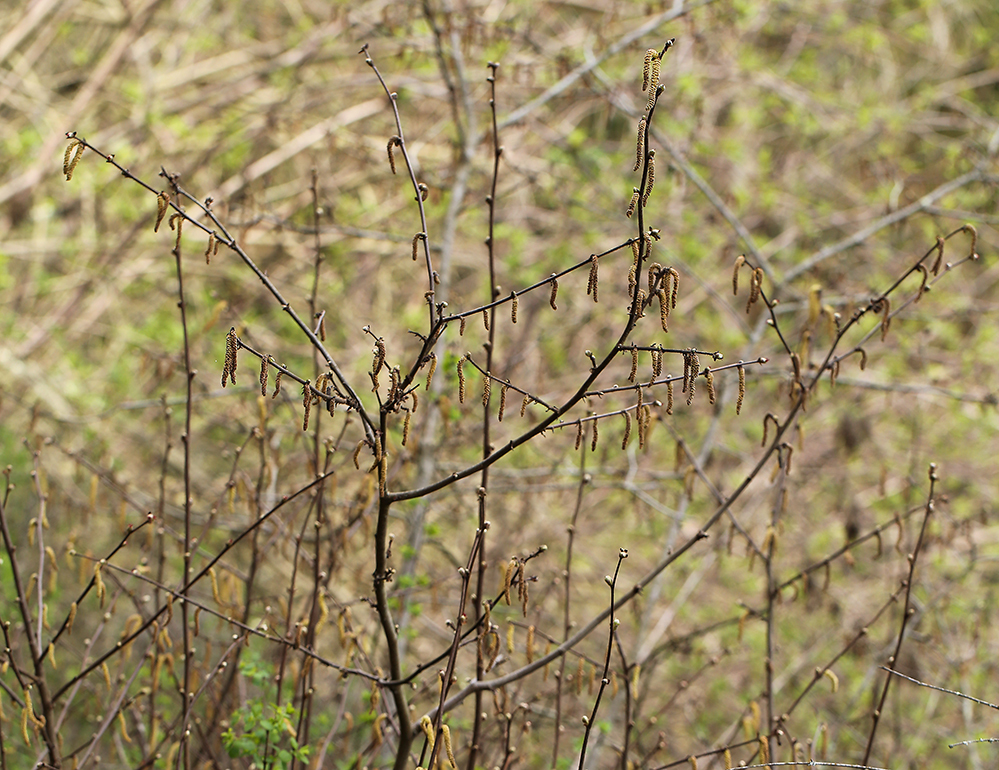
left=222, top=327, right=238, bottom=387
left=587, top=255, right=599, bottom=302
left=457, top=357, right=466, bottom=403
left=511, top=291, right=519, bottom=322
left=302, top=381, right=312, bottom=431
left=642, top=150, right=656, bottom=206
left=591, top=419, right=599, bottom=452
left=482, top=372, right=491, bottom=406
left=622, top=411, right=632, bottom=449
left=64, top=136, right=85, bottom=181
left=425, top=352, right=437, bottom=390
left=642, top=49, right=656, bottom=91
left=155, top=192, right=169, bottom=233
left=498, top=383, right=508, bottom=421
left=634, top=118, right=646, bottom=171
left=549, top=275, right=559, bottom=310
left=272, top=366, right=283, bottom=399
left=259, top=357, right=269, bottom=396
left=629, top=347, right=639, bottom=383
left=704, top=368, right=715, bottom=404
left=737, top=365, right=745, bottom=415
left=732, top=254, right=745, bottom=295
left=666, top=379, right=673, bottom=414
left=626, top=188, right=640, bottom=218
left=387, top=136, right=400, bottom=174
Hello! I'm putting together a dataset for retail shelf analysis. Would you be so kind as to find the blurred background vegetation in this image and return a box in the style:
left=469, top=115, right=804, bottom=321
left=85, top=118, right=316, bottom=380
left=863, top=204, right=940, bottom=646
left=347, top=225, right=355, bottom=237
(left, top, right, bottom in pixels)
left=1, top=0, right=998, bottom=768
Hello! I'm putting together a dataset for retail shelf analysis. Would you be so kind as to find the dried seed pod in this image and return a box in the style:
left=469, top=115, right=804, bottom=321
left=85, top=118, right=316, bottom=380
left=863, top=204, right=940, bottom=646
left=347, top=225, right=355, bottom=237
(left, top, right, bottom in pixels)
left=737, top=364, right=746, bottom=415
left=642, top=150, right=656, bottom=206
left=549, top=275, right=559, bottom=310
left=587, top=255, right=599, bottom=302
left=155, top=192, right=170, bottom=232
left=732, top=254, right=745, bottom=295
left=511, top=291, right=519, bottom=322
left=626, top=188, right=640, bottom=218
left=457, top=357, right=466, bottom=403
left=387, top=136, right=400, bottom=174
left=634, top=118, right=646, bottom=172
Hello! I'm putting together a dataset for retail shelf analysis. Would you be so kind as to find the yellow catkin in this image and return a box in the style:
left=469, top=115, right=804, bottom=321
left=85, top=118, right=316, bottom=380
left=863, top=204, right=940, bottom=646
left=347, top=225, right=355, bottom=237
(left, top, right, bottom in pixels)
left=442, top=724, right=456, bottom=769
left=426, top=352, right=437, bottom=391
